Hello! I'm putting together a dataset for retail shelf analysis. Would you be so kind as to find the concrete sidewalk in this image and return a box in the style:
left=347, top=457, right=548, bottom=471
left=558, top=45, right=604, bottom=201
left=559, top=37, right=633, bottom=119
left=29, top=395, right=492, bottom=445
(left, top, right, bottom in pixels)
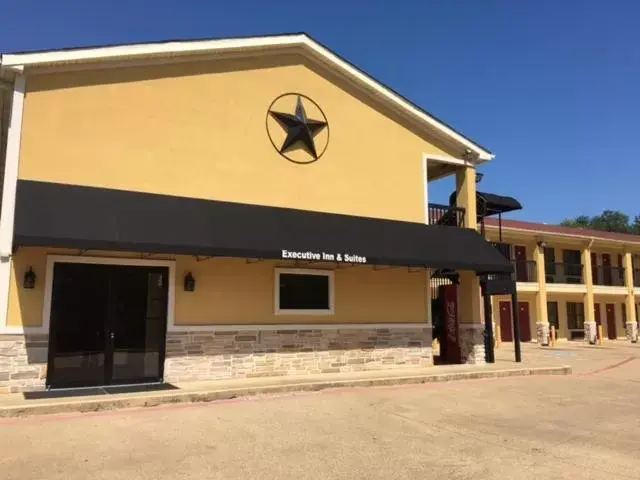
left=0, top=362, right=570, bottom=418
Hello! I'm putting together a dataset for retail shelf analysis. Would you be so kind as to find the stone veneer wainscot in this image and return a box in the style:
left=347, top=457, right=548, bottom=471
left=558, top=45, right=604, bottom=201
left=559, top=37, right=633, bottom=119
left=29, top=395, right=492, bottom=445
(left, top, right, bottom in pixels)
left=0, top=334, right=48, bottom=393
left=164, top=326, right=433, bottom=382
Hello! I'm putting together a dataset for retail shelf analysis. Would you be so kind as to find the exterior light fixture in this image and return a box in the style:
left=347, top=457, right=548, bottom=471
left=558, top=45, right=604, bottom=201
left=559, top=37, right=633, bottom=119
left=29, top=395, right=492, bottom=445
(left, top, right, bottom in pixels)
left=23, top=267, right=36, bottom=289
left=475, top=172, right=484, bottom=184
left=184, top=272, right=195, bottom=292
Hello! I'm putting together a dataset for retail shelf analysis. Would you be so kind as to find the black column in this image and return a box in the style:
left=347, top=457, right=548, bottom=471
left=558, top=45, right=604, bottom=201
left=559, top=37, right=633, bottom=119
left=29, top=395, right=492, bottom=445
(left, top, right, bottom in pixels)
left=483, top=290, right=495, bottom=363
left=511, top=289, right=522, bottom=362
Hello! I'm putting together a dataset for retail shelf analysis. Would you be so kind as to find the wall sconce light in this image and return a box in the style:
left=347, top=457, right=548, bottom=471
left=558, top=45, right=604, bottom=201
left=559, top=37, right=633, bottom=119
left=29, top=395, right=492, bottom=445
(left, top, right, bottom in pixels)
left=475, top=172, right=484, bottom=184
left=537, top=240, right=547, bottom=248
left=23, top=267, right=36, bottom=289
left=184, top=272, right=195, bottom=292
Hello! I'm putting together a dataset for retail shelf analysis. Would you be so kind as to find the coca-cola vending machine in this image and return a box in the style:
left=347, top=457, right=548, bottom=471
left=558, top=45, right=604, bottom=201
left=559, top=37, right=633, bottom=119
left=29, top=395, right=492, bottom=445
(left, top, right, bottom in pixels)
left=439, top=285, right=460, bottom=364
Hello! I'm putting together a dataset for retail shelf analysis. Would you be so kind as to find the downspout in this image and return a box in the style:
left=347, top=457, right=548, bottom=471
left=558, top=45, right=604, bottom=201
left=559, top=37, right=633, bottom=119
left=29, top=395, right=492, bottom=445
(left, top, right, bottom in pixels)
left=0, top=72, right=11, bottom=219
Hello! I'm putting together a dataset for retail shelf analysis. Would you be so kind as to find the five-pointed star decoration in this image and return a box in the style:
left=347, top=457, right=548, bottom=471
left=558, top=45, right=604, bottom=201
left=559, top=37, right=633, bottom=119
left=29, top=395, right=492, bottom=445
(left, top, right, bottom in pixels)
left=269, top=95, right=328, bottom=160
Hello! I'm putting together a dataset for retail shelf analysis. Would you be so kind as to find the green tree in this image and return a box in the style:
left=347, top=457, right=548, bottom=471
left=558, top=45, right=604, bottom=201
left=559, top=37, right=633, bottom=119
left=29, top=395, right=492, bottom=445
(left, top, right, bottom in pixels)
left=590, top=210, right=630, bottom=233
left=560, top=210, right=638, bottom=234
left=560, top=215, right=591, bottom=229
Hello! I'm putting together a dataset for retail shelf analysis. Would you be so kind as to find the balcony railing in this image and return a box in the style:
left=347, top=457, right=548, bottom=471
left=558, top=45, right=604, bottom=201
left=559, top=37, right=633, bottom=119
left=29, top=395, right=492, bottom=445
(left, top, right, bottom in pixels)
left=513, top=260, right=537, bottom=283
left=427, top=203, right=465, bottom=227
left=545, top=262, right=584, bottom=284
left=491, top=242, right=511, bottom=259
left=592, top=265, right=625, bottom=287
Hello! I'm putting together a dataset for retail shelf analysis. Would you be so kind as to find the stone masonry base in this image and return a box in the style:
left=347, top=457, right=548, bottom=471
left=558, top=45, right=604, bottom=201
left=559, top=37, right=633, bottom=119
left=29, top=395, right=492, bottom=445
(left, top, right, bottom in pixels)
left=0, top=328, right=433, bottom=393
left=536, top=322, right=550, bottom=346
left=626, top=322, right=638, bottom=343
left=164, top=327, right=433, bottom=382
left=458, top=324, right=485, bottom=365
left=584, top=322, right=597, bottom=344
left=0, top=334, right=48, bottom=393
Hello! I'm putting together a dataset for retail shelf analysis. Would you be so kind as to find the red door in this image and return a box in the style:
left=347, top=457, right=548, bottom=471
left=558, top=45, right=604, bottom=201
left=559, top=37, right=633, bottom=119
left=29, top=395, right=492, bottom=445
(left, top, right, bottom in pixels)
left=591, top=252, right=599, bottom=284
left=518, top=302, right=532, bottom=342
left=617, top=254, right=624, bottom=285
left=602, top=254, right=612, bottom=286
left=499, top=301, right=513, bottom=342
left=514, top=246, right=528, bottom=282
left=606, top=304, right=617, bottom=339
left=594, top=304, right=602, bottom=341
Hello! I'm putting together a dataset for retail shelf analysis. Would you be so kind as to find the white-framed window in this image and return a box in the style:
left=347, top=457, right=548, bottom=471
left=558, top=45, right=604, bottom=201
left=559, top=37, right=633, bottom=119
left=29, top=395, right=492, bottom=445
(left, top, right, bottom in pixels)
left=274, top=268, right=335, bottom=315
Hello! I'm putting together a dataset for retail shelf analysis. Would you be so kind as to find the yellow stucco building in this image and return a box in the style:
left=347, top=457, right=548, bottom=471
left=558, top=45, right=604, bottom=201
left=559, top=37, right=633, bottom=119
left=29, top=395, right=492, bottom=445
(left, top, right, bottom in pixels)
left=0, top=34, right=512, bottom=393
left=484, top=218, right=640, bottom=345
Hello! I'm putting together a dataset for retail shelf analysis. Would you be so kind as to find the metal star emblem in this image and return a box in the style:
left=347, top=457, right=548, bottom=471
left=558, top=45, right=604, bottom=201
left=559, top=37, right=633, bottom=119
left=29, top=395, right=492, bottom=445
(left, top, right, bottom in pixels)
left=268, top=95, right=328, bottom=160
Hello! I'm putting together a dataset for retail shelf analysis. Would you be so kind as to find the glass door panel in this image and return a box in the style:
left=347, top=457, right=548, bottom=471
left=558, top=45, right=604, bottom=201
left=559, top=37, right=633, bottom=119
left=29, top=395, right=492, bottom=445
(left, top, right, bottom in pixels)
left=47, top=263, right=110, bottom=388
left=109, top=266, right=168, bottom=384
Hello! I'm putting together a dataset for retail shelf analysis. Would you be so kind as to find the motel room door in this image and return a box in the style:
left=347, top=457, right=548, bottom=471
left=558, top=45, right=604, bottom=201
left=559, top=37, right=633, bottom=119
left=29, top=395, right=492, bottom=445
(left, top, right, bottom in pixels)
left=605, top=304, right=617, bottom=340
left=594, top=304, right=602, bottom=341
left=498, top=301, right=531, bottom=342
left=47, top=262, right=169, bottom=389
left=499, top=302, right=513, bottom=342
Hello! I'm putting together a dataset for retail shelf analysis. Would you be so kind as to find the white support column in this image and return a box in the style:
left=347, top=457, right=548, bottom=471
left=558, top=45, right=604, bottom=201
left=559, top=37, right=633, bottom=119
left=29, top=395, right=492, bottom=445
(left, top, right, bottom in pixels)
left=0, top=74, right=26, bottom=333
left=422, top=157, right=429, bottom=225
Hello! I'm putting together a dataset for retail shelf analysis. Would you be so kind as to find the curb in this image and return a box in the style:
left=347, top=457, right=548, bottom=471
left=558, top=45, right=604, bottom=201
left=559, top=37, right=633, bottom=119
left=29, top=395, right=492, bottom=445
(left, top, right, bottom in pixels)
left=0, top=365, right=571, bottom=418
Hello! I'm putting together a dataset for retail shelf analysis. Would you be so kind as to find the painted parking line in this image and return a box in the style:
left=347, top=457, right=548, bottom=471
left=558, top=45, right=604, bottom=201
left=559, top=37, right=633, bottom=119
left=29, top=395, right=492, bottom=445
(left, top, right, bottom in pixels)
left=578, top=357, right=637, bottom=376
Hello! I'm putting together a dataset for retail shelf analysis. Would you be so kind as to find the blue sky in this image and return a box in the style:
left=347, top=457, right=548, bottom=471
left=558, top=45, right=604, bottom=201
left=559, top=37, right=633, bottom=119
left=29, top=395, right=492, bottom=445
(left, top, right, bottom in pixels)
left=2, top=0, right=638, bottom=223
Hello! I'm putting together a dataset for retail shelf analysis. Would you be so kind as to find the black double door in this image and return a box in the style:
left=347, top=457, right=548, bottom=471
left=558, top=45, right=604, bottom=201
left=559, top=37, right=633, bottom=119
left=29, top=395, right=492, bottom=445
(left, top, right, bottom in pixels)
left=47, top=262, right=169, bottom=389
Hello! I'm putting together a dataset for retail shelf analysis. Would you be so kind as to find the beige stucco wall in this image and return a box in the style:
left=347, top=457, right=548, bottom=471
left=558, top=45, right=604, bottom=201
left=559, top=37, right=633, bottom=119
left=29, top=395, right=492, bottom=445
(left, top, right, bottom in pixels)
left=7, top=247, right=47, bottom=327
left=19, top=55, right=455, bottom=223
left=7, top=248, right=429, bottom=328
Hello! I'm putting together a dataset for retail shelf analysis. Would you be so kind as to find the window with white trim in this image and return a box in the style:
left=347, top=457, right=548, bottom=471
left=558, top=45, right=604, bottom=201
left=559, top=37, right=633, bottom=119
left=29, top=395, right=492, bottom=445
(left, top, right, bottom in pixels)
left=275, top=269, right=334, bottom=315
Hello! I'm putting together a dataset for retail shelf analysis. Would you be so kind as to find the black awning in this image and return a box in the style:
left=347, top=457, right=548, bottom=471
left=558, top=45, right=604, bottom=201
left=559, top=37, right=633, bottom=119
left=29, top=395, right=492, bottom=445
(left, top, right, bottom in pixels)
left=14, top=180, right=513, bottom=274
left=449, top=190, right=522, bottom=219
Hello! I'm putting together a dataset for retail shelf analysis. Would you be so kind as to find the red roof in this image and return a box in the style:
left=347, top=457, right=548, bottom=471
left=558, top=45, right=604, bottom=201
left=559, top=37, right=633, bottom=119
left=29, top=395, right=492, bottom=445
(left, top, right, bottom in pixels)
left=483, top=218, right=640, bottom=244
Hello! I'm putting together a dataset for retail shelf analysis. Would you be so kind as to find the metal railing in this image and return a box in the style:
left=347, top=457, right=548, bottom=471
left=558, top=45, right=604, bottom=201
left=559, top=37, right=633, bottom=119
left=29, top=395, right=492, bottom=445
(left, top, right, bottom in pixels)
left=491, top=242, right=511, bottom=259
left=544, top=262, right=584, bottom=284
left=592, top=265, right=625, bottom=287
left=430, top=272, right=457, bottom=299
left=513, top=260, right=537, bottom=283
left=427, top=203, right=466, bottom=227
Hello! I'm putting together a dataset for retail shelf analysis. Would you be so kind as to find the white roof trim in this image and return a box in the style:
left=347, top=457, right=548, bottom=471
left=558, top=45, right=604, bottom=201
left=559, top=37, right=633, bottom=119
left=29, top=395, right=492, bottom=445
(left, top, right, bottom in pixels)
left=484, top=223, right=640, bottom=247
left=1, top=34, right=493, bottom=160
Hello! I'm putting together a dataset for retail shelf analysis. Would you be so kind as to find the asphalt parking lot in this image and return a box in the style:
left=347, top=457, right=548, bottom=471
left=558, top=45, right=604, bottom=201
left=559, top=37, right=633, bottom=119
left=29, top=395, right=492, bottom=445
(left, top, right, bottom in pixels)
left=1, top=343, right=638, bottom=480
